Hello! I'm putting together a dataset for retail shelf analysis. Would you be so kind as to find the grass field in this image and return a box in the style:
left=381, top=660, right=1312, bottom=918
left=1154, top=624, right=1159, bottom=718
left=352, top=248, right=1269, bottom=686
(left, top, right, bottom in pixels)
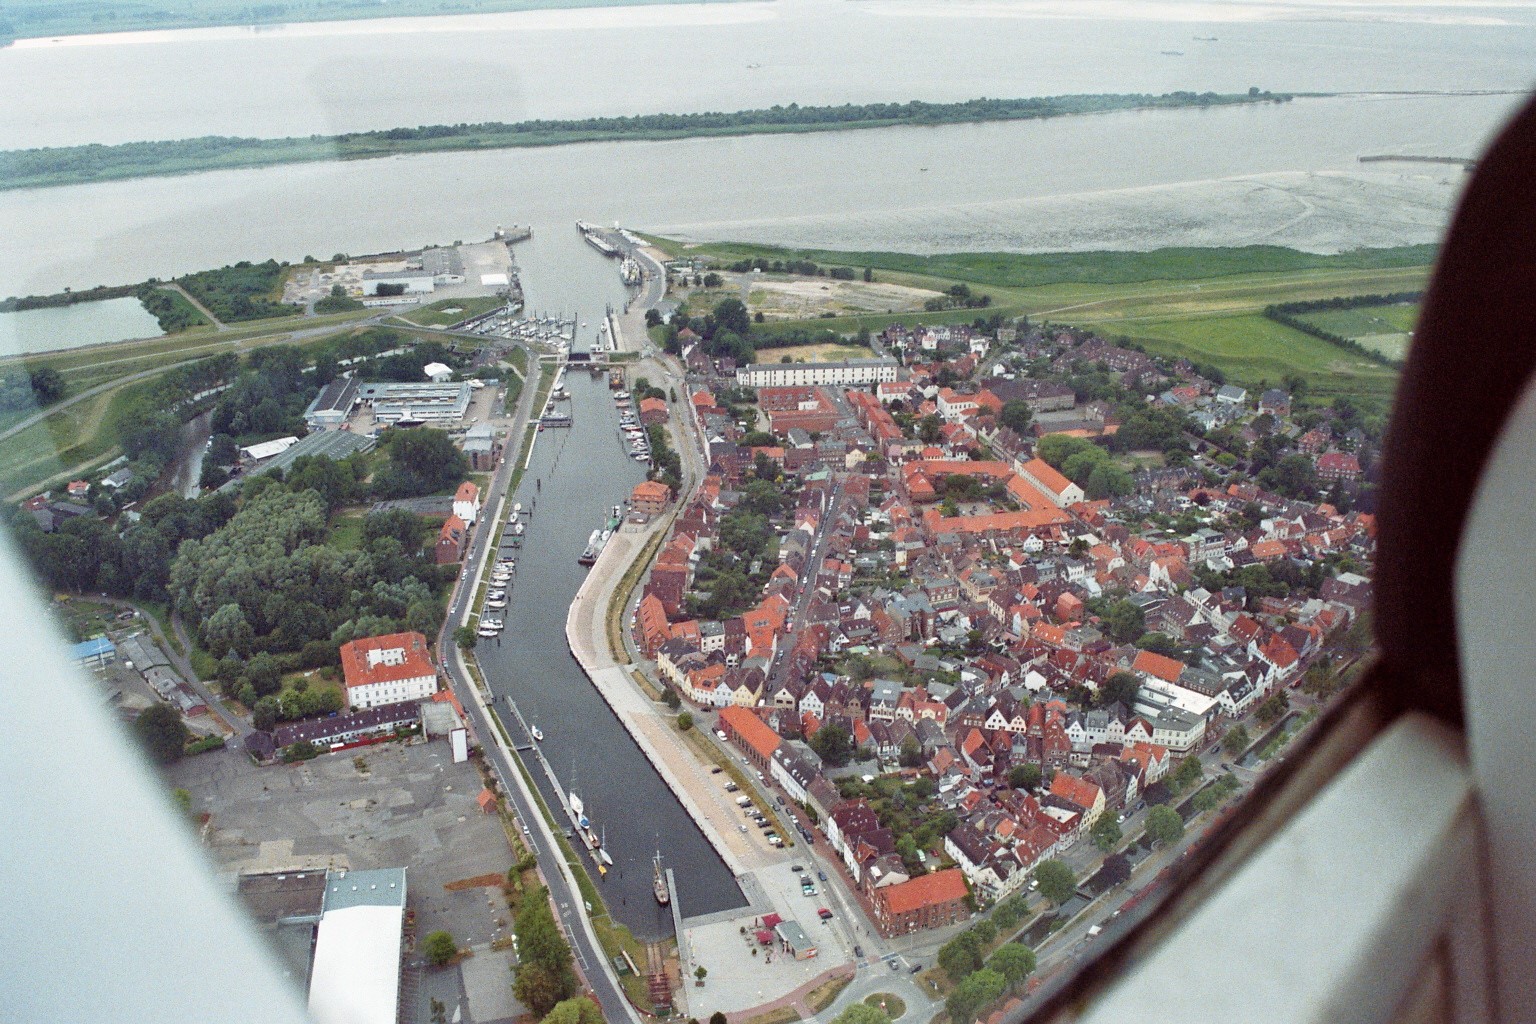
left=0, top=308, right=373, bottom=393
left=1296, top=302, right=1419, bottom=338
left=0, top=383, right=131, bottom=499
left=1294, top=301, right=1418, bottom=361
left=395, top=296, right=505, bottom=328
left=0, top=318, right=380, bottom=499
left=1107, top=313, right=1400, bottom=404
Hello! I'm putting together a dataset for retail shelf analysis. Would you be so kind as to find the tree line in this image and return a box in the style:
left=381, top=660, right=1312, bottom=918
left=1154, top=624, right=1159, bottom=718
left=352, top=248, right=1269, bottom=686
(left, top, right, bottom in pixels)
left=176, top=259, right=295, bottom=322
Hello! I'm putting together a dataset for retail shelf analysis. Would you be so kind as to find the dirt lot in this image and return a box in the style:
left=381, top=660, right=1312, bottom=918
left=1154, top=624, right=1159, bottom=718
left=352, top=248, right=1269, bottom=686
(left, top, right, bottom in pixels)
left=745, top=275, right=937, bottom=320
left=761, top=343, right=875, bottom=363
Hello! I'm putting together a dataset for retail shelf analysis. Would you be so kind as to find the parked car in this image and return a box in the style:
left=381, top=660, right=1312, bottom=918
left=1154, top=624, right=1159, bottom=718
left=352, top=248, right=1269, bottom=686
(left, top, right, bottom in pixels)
left=909, top=963, right=922, bottom=974
left=853, top=945, right=864, bottom=958
left=817, top=870, right=827, bottom=881
left=790, top=864, right=804, bottom=873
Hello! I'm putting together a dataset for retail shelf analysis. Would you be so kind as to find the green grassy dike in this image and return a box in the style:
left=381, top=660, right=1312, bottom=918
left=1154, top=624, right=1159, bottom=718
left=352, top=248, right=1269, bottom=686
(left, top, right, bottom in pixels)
left=0, top=91, right=1295, bottom=191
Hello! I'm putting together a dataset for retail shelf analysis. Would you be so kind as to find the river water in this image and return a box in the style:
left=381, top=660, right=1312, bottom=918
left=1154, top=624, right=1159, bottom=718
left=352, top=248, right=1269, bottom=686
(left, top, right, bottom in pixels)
left=475, top=363, right=747, bottom=938
left=2, top=0, right=1532, bottom=148
left=1, top=1, right=1533, bottom=297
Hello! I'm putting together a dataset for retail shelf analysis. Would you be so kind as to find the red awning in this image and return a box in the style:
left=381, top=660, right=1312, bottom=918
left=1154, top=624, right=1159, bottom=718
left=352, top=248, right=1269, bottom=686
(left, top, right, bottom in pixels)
left=761, top=913, right=782, bottom=928
left=755, top=930, right=773, bottom=945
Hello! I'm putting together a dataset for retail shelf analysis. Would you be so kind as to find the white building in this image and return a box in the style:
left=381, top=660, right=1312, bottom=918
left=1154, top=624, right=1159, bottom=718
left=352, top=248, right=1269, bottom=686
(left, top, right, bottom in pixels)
left=423, top=362, right=453, bottom=382
left=361, top=269, right=436, bottom=296
left=735, top=358, right=899, bottom=389
left=307, top=868, right=407, bottom=1024
left=338, top=632, right=437, bottom=711
left=452, top=481, right=480, bottom=525
left=239, top=436, right=299, bottom=462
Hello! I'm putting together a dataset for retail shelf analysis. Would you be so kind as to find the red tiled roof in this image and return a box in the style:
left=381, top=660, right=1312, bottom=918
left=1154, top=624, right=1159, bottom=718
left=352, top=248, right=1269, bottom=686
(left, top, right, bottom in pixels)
left=1022, top=458, right=1074, bottom=497
left=1049, top=773, right=1102, bottom=810
left=1133, top=649, right=1186, bottom=683
left=879, top=868, right=969, bottom=915
left=339, top=631, right=435, bottom=690
left=719, top=705, right=781, bottom=761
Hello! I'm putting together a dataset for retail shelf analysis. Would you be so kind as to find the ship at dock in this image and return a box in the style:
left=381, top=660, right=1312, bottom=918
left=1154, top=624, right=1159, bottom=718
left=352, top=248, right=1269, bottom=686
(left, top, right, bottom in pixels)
left=578, top=529, right=601, bottom=566
left=653, top=851, right=670, bottom=906
left=576, top=220, right=620, bottom=257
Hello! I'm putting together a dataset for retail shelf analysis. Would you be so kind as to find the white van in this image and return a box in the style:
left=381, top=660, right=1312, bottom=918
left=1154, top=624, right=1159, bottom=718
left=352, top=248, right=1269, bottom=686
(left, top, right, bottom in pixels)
left=736, top=795, right=752, bottom=807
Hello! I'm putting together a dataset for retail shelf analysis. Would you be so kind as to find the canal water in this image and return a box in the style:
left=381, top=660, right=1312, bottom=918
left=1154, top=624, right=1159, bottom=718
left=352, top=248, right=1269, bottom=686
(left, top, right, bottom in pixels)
left=472, top=232, right=746, bottom=939
left=476, top=372, right=747, bottom=938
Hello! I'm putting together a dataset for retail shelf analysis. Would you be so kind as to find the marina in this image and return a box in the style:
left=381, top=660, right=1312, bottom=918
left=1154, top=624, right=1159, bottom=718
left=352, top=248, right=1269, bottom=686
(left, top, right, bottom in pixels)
left=476, top=368, right=745, bottom=938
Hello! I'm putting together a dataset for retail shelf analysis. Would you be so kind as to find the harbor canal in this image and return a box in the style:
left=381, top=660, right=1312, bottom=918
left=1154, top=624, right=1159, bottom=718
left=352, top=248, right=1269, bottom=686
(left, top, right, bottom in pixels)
left=474, top=368, right=747, bottom=940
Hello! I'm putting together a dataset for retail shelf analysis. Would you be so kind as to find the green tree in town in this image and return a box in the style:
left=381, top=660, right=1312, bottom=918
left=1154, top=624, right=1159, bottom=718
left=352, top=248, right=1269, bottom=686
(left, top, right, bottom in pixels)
left=711, top=297, right=752, bottom=338
left=1097, top=671, right=1142, bottom=710
left=999, top=400, right=1033, bottom=435
left=972, top=919, right=998, bottom=945
left=1146, top=805, right=1185, bottom=847
left=898, top=735, right=924, bottom=768
left=1008, top=763, right=1042, bottom=791
left=1035, top=859, right=1077, bottom=906
left=544, top=997, right=604, bottom=1024
left=1256, top=692, right=1290, bottom=724
left=252, top=695, right=281, bottom=732
left=987, top=943, right=1037, bottom=988
left=709, top=1012, right=728, bottom=1024
left=946, top=968, right=1007, bottom=1024
left=1170, top=755, right=1205, bottom=793
left=991, top=894, right=1028, bottom=932
left=1223, top=724, right=1251, bottom=756
left=374, top=427, right=470, bottom=498
left=831, top=1004, right=889, bottom=1024
left=1091, top=813, right=1123, bottom=853
left=454, top=625, right=478, bottom=650
left=677, top=711, right=694, bottom=731
left=938, top=929, right=986, bottom=983
left=810, top=724, right=855, bottom=767
left=133, top=703, right=189, bottom=764
left=918, top=414, right=943, bottom=444
left=1099, top=602, right=1145, bottom=645
left=512, top=886, right=576, bottom=1015
left=422, top=930, right=457, bottom=967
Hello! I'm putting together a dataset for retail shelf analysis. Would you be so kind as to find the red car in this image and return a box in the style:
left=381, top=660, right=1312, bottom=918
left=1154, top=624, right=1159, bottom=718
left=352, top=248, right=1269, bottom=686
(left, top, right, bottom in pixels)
left=818, top=907, right=833, bottom=920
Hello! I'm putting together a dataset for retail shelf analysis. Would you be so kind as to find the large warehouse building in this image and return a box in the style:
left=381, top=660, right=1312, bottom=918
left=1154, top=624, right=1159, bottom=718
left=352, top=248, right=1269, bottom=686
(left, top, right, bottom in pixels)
left=357, top=381, right=472, bottom=424
left=307, top=867, right=408, bottom=1024
left=735, top=357, right=899, bottom=389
